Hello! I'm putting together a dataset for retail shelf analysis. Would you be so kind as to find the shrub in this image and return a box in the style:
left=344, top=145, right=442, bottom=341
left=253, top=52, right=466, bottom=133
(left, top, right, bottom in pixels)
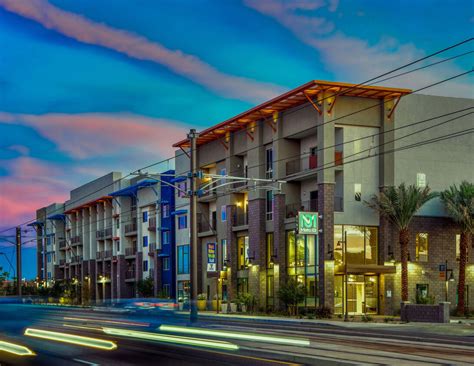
left=361, top=314, right=373, bottom=322
left=136, top=277, right=154, bottom=298
left=197, top=293, right=207, bottom=300
left=314, top=306, right=332, bottom=319
left=277, top=278, right=305, bottom=316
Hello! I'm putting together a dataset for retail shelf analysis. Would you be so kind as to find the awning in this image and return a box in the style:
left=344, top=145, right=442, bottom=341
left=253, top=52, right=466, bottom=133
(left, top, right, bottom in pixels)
left=158, top=253, right=170, bottom=258
left=170, top=176, right=187, bottom=183
left=171, top=209, right=188, bottom=216
left=335, top=264, right=397, bottom=275
left=27, top=221, right=44, bottom=227
left=158, top=226, right=171, bottom=231
left=47, top=214, right=66, bottom=221
left=109, top=179, right=157, bottom=197
left=64, top=196, right=112, bottom=214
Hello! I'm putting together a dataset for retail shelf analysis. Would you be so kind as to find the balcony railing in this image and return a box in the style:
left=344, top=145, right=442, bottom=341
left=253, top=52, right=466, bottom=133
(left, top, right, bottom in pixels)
left=71, top=255, right=83, bottom=264
left=149, top=242, right=156, bottom=252
left=96, top=251, right=104, bottom=259
left=59, top=259, right=66, bottom=266
left=235, top=212, right=248, bottom=226
left=104, top=250, right=113, bottom=259
left=104, top=227, right=113, bottom=237
left=125, top=222, right=137, bottom=234
left=148, top=216, right=157, bottom=231
left=286, top=199, right=319, bottom=218
left=125, top=247, right=137, bottom=257
left=96, top=229, right=105, bottom=239
left=71, top=235, right=81, bottom=245
left=286, top=152, right=343, bottom=176
left=58, top=240, right=66, bottom=249
left=125, top=270, right=135, bottom=280
left=197, top=214, right=211, bottom=233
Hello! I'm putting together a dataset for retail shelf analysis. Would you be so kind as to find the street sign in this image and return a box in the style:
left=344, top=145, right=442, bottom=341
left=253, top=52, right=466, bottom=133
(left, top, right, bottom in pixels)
left=207, top=242, right=216, bottom=272
left=297, top=212, right=318, bottom=234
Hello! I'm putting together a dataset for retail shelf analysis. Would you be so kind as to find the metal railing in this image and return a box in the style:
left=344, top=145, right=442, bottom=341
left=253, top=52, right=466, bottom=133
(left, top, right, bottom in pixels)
left=71, top=235, right=81, bottom=245
left=125, top=247, right=137, bottom=257
left=96, top=229, right=105, bottom=239
left=96, top=251, right=104, bottom=259
left=58, top=240, right=66, bottom=249
left=149, top=242, right=156, bottom=252
left=125, top=270, right=135, bottom=280
left=148, top=216, right=157, bottom=231
left=104, top=227, right=113, bottom=237
left=125, top=222, right=137, bottom=234
left=104, top=250, right=113, bottom=259
left=71, top=255, right=83, bottom=263
left=235, top=212, right=248, bottom=226
left=286, top=151, right=343, bottom=176
left=285, top=199, right=319, bottom=218
left=197, top=214, right=212, bottom=232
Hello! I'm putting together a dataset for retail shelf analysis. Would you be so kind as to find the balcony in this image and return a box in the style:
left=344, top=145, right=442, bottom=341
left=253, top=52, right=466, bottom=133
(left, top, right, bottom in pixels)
left=71, top=255, right=83, bottom=264
left=96, top=251, right=104, bottom=260
left=197, top=214, right=211, bottom=233
left=125, top=247, right=137, bottom=257
left=71, top=235, right=81, bottom=246
left=59, top=240, right=66, bottom=249
left=286, top=152, right=343, bottom=177
left=235, top=212, right=248, bottom=227
left=104, top=250, right=113, bottom=259
left=96, top=229, right=105, bottom=240
left=59, top=259, right=66, bottom=266
left=148, top=216, right=157, bottom=231
left=286, top=199, right=319, bottom=219
left=125, top=222, right=137, bottom=235
left=125, top=270, right=135, bottom=280
left=149, top=242, right=156, bottom=254
left=104, top=227, right=113, bottom=238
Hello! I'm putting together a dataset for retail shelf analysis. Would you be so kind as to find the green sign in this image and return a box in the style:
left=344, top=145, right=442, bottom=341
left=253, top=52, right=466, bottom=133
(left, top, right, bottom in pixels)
left=297, top=212, right=318, bottom=234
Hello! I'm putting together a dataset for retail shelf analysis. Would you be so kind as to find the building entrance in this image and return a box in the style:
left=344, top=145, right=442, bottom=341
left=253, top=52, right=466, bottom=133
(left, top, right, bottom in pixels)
left=347, top=282, right=364, bottom=314
left=334, top=274, right=378, bottom=315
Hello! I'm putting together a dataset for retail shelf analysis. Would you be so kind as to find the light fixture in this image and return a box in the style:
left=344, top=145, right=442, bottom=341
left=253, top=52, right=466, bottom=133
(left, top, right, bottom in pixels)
left=449, top=272, right=455, bottom=282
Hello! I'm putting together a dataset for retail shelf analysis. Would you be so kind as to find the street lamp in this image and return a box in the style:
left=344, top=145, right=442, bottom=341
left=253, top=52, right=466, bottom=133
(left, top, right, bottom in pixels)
left=444, top=260, right=455, bottom=302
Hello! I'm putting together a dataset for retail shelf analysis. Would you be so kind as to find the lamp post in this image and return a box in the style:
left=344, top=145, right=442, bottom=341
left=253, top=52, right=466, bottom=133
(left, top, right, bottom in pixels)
left=444, top=260, right=454, bottom=302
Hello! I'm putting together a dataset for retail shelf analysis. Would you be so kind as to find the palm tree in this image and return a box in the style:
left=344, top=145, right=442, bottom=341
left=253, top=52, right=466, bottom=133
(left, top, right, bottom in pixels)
left=365, top=183, right=436, bottom=301
left=440, top=181, right=474, bottom=316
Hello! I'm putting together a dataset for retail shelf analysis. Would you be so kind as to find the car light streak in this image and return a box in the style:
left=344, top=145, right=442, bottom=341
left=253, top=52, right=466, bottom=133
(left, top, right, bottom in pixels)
left=0, top=340, right=35, bottom=356
left=102, top=327, right=239, bottom=351
left=159, top=325, right=310, bottom=346
left=24, top=328, right=117, bottom=350
left=64, top=316, right=149, bottom=327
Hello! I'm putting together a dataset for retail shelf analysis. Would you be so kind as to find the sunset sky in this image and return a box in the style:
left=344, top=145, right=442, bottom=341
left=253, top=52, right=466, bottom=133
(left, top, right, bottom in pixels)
left=0, top=0, right=472, bottom=278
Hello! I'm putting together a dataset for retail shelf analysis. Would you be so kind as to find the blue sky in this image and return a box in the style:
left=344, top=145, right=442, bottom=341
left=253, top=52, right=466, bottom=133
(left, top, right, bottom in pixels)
left=0, top=0, right=472, bottom=278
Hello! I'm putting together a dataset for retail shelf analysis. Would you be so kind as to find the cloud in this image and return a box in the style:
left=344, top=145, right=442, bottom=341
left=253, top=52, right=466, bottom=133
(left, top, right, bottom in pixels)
left=0, top=112, right=189, bottom=159
left=245, top=0, right=473, bottom=98
left=0, top=0, right=285, bottom=103
left=0, top=158, right=70, bottom=228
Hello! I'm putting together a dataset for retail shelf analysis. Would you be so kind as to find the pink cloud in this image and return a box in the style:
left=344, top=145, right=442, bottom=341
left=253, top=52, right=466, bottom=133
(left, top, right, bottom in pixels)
left=0, top=0, right=284, bottom=103
left=0, top=112, right=189, bottom=159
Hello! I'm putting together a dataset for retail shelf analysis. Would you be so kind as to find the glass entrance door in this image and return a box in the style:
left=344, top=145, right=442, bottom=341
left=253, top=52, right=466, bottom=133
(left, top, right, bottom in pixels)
left=347, top=282, right=364, bottom=314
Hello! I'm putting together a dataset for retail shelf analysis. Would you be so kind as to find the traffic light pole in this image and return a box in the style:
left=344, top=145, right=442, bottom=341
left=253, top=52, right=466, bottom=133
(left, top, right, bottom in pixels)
left=16, top=227, right=22, bottom=297
left=188, top=129, right=198, bottom=323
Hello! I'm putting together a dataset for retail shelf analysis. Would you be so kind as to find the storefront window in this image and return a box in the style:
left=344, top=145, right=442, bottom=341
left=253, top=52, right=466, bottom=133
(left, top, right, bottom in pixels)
left=238, top=236, right=249, bottom=269
left=177, top=280, right=190, bottom=302
left=286, top=230, right=318, bottom=307
left=237, top=278, right=248, bottom=295
left=416, top=233, right=428, bottom=262
left=333, top=225, right=378, bottom=265
left=334, top=274, right=379, bottom=315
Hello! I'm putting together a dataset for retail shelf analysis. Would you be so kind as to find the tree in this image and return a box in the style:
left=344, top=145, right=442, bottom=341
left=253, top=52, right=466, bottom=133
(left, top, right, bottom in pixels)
left=278, top=278, right=305, bottom=315
left=440, top=181, right=474, bottom=315
left=0, top=268, right=9, bottom=295
left=137, top=277, right=154, bottom=298
left=365, top=183, right=436, bottom=301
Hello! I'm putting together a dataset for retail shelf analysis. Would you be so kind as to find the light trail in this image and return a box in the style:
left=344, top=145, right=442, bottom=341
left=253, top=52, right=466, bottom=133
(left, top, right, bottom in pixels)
left=0, top=340, right=35, bottom=356
left=24, top=328, right=117, bottom=350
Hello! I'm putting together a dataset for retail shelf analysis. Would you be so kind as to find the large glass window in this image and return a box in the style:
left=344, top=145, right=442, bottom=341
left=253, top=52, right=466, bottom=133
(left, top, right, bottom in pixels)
left=266, top=191, right=273, bottom=221
left=265, top=146, right=273, bottom=179
left=286, top=231, right=318, bottom=307
left=266, top=233, right=274, bottom=268
left=416, top=233, right=428, bottom=262
left=237, top=236, right=249, bottom=269
left=178, top=245, right=190, bottom=274
left=334, top=225, right=378, bottom=265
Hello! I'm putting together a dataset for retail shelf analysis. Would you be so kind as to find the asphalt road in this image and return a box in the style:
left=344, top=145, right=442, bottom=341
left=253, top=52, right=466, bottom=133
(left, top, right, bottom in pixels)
left=0, top=303, right=473, bottom=365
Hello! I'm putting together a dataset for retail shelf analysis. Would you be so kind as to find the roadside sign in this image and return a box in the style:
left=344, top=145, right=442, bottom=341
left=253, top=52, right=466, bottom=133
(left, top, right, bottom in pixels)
left=207, top=242, right=216, bottom=272
left=297, top=212, right=318, bottom=234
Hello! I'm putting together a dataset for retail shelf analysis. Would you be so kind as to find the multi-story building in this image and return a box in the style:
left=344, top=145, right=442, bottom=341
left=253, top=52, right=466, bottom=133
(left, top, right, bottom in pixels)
left=34, top=171, right=176, bottom=301
left=172, top=80, right=474, bottom=315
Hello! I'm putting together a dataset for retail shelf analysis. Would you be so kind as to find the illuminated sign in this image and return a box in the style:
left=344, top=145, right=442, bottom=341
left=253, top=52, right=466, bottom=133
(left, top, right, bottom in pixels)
left=207, top=242, right=216, bottom=272
left=297, top=212, right=318, bottom=235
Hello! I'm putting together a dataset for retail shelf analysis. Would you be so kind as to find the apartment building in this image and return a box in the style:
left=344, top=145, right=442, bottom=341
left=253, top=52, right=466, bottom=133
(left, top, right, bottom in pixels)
left=34, top=171, right=176, bottom=301
left=172, top=80, right=474, bottom=315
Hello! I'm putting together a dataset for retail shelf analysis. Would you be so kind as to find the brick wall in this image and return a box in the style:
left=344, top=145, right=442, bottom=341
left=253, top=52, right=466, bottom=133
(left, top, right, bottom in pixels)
left=226, top=205, right=237, bottom=299
left=274, top=193, right=286, bottom=310
left=248, top=198, right=266, bottom=306
left=401, top=302, right=450, bottom=323
left=116, top=255, right=126, bottom=299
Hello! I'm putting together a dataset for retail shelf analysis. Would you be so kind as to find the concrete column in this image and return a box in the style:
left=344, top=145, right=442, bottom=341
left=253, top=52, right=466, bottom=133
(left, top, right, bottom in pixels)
left=226, top=205, right=237, bottom=300
left=116, top=255, right=126, bottom=299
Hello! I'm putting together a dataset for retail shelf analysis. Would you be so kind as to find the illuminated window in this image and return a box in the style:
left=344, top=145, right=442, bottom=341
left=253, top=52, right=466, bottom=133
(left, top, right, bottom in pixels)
left=237, top=236, right=249, bottom=269
left=415, top=233, right=428, bottom=262
left=266, top=233, right=274, bottom=268
left=266, top=190, right=273, bottom=221
left=333, top=225, right=378, bottom=265
left=221, top=239, right=227, bottom=267
left=265, top=146, right=273, bottom=179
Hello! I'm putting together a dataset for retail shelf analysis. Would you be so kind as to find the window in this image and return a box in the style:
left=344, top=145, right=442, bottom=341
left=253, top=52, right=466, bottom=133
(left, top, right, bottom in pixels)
left=416, top=233, right=428, bottom=262
left=163, top=284, right=171, bottom=297
left=163, top=257, right=170, bottom=271
left=416, top=284, right=429, bottom=304
left=47, top=253, right=52, bottom=263
left=220, top=168, right=227, bottom=184
left=266, top=233, right=274, bottom=268
left=143, top=260, right=148, bottom=272
left=221, top=205, right=227, bottom=222
left=178, top=182, right=187, bottom=198
left=178, top=245, right=190, bottom=274
left=116, top=218, right=119, bottom=229
left=354, top=183, right=361, bottom=201
left=265, top=146, right=273, bottom=179
left=266, top=190, right=273, bottom=221
left=456, top=234, right=461, bottom=260
left=237, top=236, right=249, bottom=269
left=163, top=231, right=170, bottom=245
left=143, top=236, right=148, bottom=247
left=142, top=211, right=148, bottom=223
left=116, top=241, right=120, bottom=252
left=333, top=225, right=378, bottom=265
left=221, top=239, right=227, bottom=267
left=162, top=204, right=170, bottom=218
left=416, top=173, right=426, bottom=188
left=47, top=272, right=51, bottom=280
left=237, top=278, right=249, bottom=295
left=178, top=215, right=187, bottom=229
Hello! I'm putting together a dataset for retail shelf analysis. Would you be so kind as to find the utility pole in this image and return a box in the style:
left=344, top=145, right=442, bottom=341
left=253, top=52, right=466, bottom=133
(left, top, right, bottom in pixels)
left=16, top=227, right=22, bottom=297
left=188, top=129, right=199, bottom=322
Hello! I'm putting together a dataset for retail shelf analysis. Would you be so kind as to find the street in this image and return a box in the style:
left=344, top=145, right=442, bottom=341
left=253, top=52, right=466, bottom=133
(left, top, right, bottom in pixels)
left=0, top=304, right=473, bottom=365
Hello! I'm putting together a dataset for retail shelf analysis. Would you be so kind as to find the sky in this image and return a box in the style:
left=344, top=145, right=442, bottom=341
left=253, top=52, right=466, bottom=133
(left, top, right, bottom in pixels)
left=0, top=0, right=472, bottom=279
